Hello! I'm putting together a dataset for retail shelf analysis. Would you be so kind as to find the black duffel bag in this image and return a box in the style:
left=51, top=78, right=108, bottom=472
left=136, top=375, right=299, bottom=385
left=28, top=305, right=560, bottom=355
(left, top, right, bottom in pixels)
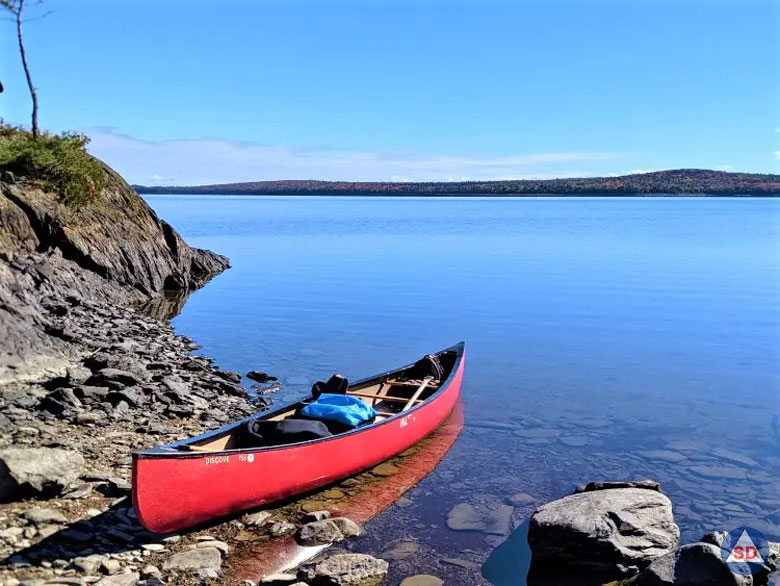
left=242, top=418, right=332, bottom=447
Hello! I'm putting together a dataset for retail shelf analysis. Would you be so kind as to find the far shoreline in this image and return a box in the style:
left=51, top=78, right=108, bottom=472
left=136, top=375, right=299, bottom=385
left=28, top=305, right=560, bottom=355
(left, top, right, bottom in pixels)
left=133, top=169, right=780, bottom=198
left=139, top=192, right=778, bottom=198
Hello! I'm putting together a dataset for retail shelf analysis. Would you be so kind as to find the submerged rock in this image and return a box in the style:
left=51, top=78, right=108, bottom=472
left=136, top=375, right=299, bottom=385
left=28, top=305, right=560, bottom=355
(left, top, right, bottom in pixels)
left=0, top=447, right=84, bottom=500
left=446, top=503, right=485, bottom=531
left=400, top=576, right=443, bottom=586
left=247, top=371, right=277, bottom=383
left=507, top=492, right=536, bottom=506
left=446, top=502, right=513, bottom=536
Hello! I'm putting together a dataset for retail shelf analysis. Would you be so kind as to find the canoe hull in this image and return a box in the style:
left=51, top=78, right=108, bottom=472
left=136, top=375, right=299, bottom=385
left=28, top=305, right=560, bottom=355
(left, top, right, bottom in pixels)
left=132, top=348, right=465, bottom=533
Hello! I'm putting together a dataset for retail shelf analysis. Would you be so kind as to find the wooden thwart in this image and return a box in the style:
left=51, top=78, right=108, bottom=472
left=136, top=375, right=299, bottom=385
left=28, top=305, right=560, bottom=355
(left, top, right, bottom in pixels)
left=402, top=377, right=433, bottom=412
left=347, top=391, right=425, bottom=404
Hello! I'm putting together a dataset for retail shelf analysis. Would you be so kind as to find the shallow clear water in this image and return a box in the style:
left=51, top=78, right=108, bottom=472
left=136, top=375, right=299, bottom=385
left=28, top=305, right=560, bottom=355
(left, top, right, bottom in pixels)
left=144, top=194, right=780, bottom=584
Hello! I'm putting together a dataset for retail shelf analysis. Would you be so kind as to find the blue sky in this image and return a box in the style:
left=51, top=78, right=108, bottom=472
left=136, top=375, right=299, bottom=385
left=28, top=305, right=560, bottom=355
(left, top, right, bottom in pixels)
left=1, top=0, right=777, bottom=184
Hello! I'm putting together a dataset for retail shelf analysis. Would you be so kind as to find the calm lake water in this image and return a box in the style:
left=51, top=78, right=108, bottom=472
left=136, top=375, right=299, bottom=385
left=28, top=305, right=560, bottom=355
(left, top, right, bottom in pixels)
left=144, top=195, right=780, bottom=585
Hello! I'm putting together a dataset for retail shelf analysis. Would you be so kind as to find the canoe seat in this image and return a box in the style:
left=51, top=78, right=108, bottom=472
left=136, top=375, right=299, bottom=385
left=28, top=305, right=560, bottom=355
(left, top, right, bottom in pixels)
left=386, top=379, right=439, bottom=388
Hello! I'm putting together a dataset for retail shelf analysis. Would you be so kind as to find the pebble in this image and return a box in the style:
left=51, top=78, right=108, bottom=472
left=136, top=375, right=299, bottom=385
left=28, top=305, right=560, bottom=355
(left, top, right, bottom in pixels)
left=269, top=521, right=296, bottom=537
left=94, top=573, right=140, bottom=586
left=140, top=565, right=160, bottom=577
left=330, top=517, right=362, bottom=538
left=243, top=511, right=273, bottom=526
left=260, top=574, right=298, bottom=585
left=302, top=510, right=331, bottom=523
left=100, top=559, right=121, bottom=575
left=197, top=540, right=229, bottom=555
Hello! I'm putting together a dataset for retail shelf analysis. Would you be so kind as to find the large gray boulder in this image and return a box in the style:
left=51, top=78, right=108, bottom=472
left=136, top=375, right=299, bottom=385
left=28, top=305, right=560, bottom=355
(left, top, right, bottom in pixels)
left=528, top=485, right=679, bottom=572
left=634, top=542, right=751, bottom=586
left=299, top=553, right=389, bottom=586
left=0, top=447, right=84, bottom=500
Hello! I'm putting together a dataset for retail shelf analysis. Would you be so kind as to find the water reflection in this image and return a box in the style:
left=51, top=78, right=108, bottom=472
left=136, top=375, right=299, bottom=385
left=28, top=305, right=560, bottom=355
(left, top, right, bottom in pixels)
left=139, top=288, right=191, bottom=321
left=482, top=521, right=531, bottom=586
left=228, top=400, right=464, bottom=582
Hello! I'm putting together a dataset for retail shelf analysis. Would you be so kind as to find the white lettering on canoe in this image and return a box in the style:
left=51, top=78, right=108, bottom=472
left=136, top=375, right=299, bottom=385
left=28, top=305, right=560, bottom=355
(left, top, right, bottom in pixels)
left=205, top=455, right=229, bottom=465
left=238, top=454, right=255, bottom=463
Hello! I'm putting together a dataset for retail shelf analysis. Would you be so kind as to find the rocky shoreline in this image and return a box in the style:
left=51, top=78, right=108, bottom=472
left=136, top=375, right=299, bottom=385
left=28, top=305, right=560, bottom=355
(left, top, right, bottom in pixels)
left=0, top=167, right=411, bottom=586
left=0, top=291, right=396, bottom=586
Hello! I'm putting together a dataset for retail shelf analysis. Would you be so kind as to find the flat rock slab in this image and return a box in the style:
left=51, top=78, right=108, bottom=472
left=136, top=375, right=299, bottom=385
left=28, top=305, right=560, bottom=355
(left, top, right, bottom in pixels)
left=382, top=539, right=421, bottom=560
left=515, top=428, right=560, bottom=439
left=689, top=466, right=747, bottom=480
left=300, top=553, right=389, bottom=586
left=0, top=447, right=84, bottom=500
left=22, top=507, right=69, bottom=525
left=712, top=449, right=759, bottom=468
left=559, top=435, right=588, bottom=447
left=162, top=546, right=222, bottom=571
left=639, top=450, right=688, bottom=463
left=447, top=502, right=514, bottom=536
left=529, top=487, right=679, bottom=570
left=447, top=503, right=485, bottom=531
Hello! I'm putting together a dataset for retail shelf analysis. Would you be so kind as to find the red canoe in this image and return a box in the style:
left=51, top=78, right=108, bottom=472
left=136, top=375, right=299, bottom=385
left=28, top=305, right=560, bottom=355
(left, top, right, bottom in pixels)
left=132, top=342, right=465, bottom=533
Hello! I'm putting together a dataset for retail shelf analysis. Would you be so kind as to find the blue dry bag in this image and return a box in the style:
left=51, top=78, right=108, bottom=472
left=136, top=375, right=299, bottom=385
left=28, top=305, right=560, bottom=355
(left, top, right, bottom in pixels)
left=300, top=393, right=377, bottom=427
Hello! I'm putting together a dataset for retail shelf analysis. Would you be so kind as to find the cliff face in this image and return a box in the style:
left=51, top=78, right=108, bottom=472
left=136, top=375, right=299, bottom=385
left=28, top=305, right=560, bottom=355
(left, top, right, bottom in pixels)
left=0, top=164, right=229, bottom=383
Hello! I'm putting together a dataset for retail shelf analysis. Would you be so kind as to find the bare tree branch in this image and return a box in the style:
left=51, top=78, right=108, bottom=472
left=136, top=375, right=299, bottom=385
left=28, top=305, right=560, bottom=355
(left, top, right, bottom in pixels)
left=1, top=0, right=45, bottom=138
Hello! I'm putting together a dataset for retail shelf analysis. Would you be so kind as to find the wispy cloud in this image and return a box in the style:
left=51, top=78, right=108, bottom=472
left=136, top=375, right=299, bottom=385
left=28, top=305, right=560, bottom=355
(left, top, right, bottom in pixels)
left=85, top=129, right=624, bottom=185
left=774, top=151, right=780, bottom=160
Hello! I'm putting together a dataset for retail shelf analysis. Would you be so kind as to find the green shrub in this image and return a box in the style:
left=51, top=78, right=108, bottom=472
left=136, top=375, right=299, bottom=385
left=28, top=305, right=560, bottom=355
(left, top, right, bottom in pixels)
left=0, top=125, right=105, bottom=207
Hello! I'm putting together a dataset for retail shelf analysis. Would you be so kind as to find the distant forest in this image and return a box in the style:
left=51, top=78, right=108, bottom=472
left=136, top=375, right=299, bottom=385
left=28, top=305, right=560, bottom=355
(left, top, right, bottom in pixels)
left=134, top=169, right=780, bottom=196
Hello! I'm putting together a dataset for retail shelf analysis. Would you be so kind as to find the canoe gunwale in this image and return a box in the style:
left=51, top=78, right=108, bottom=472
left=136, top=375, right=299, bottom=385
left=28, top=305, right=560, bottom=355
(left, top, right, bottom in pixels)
left=134, top=341, right=465, bottom=460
